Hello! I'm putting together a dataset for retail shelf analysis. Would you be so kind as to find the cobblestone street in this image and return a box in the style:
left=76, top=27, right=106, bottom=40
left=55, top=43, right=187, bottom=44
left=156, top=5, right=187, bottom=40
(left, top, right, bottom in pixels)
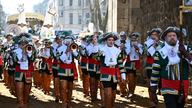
left=0, top=78, right=192, bottom=108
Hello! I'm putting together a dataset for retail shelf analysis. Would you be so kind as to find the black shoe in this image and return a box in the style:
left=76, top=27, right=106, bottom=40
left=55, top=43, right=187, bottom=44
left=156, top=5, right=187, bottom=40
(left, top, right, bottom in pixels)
left=55, top=99, right=59, bottom=103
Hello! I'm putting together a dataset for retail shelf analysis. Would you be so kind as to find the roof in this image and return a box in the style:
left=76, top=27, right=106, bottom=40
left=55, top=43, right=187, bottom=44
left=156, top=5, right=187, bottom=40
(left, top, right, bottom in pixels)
left=6, top=13, right=45, bottom=23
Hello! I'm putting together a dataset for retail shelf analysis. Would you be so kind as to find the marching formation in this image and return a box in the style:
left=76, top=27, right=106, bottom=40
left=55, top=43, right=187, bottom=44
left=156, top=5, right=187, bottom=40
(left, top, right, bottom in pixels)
left=0, top=26, right=191, bottom=108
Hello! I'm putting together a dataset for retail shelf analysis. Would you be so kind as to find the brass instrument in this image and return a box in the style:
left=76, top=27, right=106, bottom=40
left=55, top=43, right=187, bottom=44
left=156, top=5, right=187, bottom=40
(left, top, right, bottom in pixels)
left=44, top=41, right=48, bottom=44
left=114, top=44, right=119, bottom=48
left=25, top=44, right=34, bottom=53
left=70, top=43, right=78, bottom=52
left=135, top=45, right=139, bottom=52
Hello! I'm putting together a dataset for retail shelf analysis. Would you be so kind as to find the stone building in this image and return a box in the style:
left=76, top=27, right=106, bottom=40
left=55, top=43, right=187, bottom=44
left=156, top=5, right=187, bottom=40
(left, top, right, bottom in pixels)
left=0, top=1, right=6, bottom=32
left=55, top=0, right=107, bottom=34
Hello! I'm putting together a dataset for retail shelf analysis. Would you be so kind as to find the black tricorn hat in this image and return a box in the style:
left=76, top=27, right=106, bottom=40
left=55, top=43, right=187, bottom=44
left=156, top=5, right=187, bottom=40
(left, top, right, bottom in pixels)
left=81, top=35, right=89, bottom=40
left=5, top=33, right=13, bottom=38
left=18, top=37, right=29, bottom=44
left=101, top=32, right=119, bottom=41
left=160, top=27, right=180, bottom=41
left=128, top=32, right=141, bottom=37
left=18, top=33, right=32, bottom=38
left=147, top=28, right=162, bottom=36
left=87, top=34, right=99, bottom=41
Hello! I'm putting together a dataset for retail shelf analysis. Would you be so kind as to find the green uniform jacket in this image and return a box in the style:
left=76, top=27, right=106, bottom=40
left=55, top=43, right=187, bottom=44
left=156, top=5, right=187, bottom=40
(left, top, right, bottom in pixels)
left=151, top=45, right=191, bottom=95
left=39, top=47, right=53, bottom=71
left=56, top=50, right=80, bottom=77
left=79, top=44, right=88, bottom=69
left=94, top=48, right=126, bottom=83
left=12, top=48, right=36, bottom=83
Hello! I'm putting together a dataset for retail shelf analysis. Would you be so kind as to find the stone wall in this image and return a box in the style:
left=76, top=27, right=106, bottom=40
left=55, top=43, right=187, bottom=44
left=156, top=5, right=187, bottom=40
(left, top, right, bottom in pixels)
left=140, top=0, right=192, bottom=44
left=108, top=0, right=192, bottom=86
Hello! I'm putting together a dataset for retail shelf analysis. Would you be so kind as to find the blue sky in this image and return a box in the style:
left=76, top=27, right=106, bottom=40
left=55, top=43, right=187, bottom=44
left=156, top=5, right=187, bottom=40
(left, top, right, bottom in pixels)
left=1, top=0, right=44, bottom=14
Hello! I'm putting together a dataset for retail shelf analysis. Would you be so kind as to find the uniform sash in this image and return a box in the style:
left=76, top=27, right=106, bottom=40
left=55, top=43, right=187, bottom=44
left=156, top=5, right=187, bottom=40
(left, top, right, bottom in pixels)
left=42, top=59, right=53, bottom=71
left=0, top=55, right=2, bottom=65
left=60, top=62, right=78, bottom=82
left=100, top=66, right=120, bottom=82
left=81, top=57, right=89, bottom=63
left=53, top=58, right=59, bottom=64
left=146, top=57, right=154, bottom=64
left=16, top=65, right=31, bottom=82
left=126, top=56, right=141, bottom=75
left=162, top=78, right=189, bottom=104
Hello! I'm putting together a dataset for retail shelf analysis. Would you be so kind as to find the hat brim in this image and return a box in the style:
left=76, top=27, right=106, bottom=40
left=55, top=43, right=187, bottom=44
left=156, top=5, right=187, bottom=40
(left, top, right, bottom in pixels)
left=148, top=30, right=161, bottom=36
left=5, top=34, right=13, bottom=38
left=160, top=28, right=180, bottom=41
left=18, top=40, right=28, bottom=44
left=101, top=35, right=118, bottom=41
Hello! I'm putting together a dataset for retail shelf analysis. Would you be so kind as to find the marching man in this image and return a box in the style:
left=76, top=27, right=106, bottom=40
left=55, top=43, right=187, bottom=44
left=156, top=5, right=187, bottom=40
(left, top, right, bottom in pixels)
left=118, top=31, right=128, bottom=97
left=56, top=32, right=80, bottom=108
left=86, top=35, right=100, bottom=101
left=12, top=37, right=36, bottom=108
left=150, top=27, right=192, bottom=108
left=96, top=32, right=125, bottom=108
left=79, top=35, right=89, bottom=98
left=124, top=32, right=143, bottom=101
left=143, top=28, right=162, bottom=107
left=2, top=33, right=13, bottom=87
left=39, top=39, right=53, bottom=94
left=52, top=35, right=63, bottom=102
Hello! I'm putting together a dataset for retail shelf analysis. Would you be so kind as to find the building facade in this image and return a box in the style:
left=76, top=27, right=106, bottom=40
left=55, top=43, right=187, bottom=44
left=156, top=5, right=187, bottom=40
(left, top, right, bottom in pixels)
left=55, top=0, right=107, bottom=34
left=0, top=2, right=6, bottom=32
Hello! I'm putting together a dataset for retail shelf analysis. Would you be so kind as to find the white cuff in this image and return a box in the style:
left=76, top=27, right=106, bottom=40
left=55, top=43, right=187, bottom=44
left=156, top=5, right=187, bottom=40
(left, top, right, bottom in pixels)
left=72, top=51, right=78, bottom=57
left=148, top=46, right=156, bottom=56
left=150, top=83, right=157, bottom=86
left=92, top=46, right=98, bottom=53
left=121, top=73, right=126, bottom=80
left=60, top=53, right=67, bottom=62
left=185, top=58, right=192, bottom=65
left=139, top=47, right=143, bottom=54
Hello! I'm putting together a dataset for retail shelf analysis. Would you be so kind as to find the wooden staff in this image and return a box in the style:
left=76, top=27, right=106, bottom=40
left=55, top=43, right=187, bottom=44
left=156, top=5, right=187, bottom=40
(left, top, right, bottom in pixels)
left=178, top=0, right=185, bottom=103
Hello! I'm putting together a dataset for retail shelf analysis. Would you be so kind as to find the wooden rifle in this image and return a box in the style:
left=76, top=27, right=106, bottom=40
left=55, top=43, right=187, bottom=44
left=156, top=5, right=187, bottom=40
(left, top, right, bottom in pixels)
left=178, top=0, right=185, bottom=103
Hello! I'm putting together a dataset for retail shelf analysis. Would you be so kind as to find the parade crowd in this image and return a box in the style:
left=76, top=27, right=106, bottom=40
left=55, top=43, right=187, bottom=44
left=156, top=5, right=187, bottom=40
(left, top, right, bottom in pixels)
left=0, top=27, right=191, bottom=108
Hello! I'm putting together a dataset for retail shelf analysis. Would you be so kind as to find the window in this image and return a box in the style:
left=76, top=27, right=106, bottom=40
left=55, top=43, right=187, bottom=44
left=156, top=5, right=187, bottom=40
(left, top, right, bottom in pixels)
left=69, top=13, right=73, bottom=24
left=103, top=0, right=106, bottom=5
left=86, top=13, right=90, bottom=18
left=103, top=12, right=106, bottom=17
left=85, top=13, right=90, bottom=24
left=78, top=0, right=81, bottom=6
left=59, top=10, right=63, bottom=17
left=69, top=0, right=73, bottom=6
left=59, top=0, right=63, bottom=6
left=78, top=13, right=82, bottom=24
left=86, top=0, right=89, bottom=6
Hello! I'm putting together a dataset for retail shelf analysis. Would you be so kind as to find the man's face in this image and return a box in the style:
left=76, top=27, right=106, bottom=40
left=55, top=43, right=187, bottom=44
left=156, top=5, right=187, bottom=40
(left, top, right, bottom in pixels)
left=150, top=32, right=158, bottom=40
left=19, top=42, right=27, bottom=50
left=105, top=37, right=114, bottom=47
left=7, top=36, right=11, bottom=41
left=56, top=39, right=62, bottom=45
left=36, top=43, right=41, bottom=47
left=91, top=36, right=98, bottom=44
left=129, top=36, right=137, bottom=41
left=83, top=38, right=86, bottom=42
left=165, top=32, right=177, bottom=46
left=121, top=36, right=126, bottom=41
